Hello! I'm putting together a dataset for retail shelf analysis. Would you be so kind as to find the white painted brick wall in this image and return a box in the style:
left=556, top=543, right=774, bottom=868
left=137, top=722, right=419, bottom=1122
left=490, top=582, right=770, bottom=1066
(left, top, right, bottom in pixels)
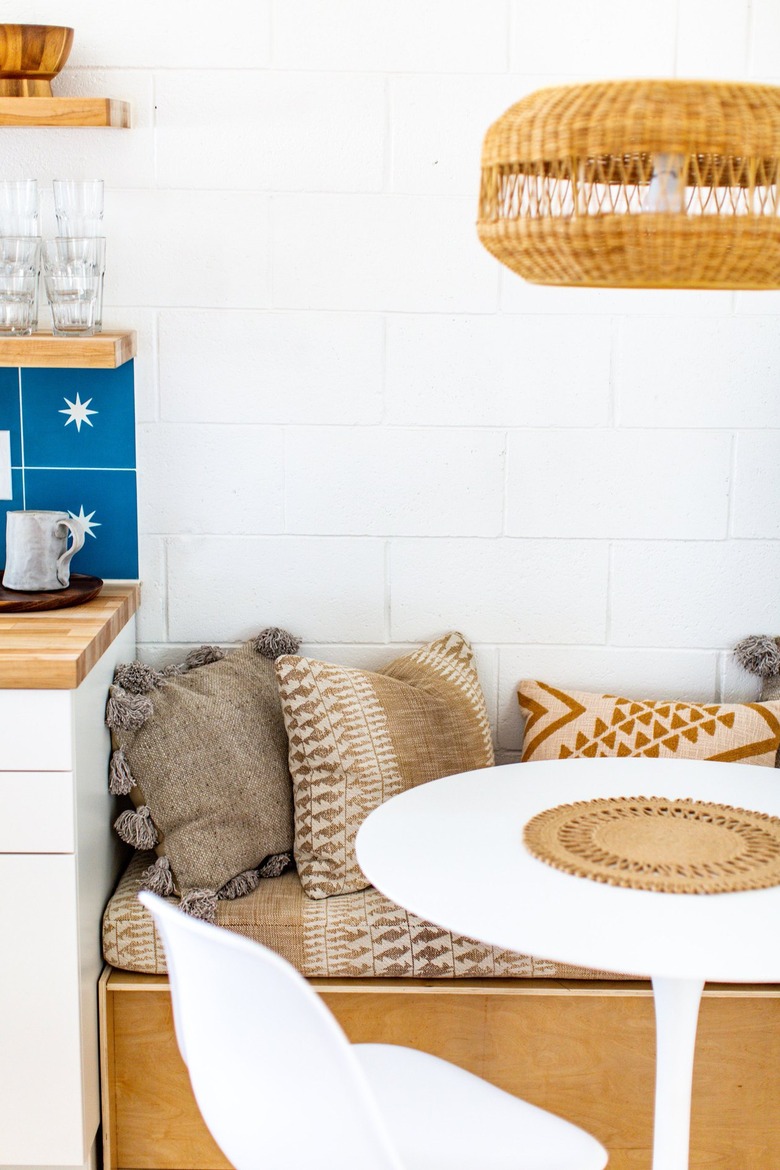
left=2, top=0, right=777, bottom=745
left=505, top=430, right=732, bottom=539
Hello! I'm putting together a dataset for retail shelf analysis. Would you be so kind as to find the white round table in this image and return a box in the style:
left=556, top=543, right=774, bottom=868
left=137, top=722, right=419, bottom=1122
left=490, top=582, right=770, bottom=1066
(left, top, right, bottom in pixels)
left=355, top=757, right=780, bottom=1170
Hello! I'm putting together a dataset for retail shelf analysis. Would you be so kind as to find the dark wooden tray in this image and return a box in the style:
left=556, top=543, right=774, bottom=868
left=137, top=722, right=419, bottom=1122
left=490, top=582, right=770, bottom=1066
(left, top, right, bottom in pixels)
left=0, top=572, right=103, bottom=612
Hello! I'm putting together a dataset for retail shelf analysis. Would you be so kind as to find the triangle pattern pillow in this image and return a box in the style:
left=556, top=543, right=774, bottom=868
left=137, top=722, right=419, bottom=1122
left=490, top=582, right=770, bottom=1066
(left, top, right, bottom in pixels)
left=518, top=679, right=780, bottom=766
left=275, top=632, right=494, bottom=899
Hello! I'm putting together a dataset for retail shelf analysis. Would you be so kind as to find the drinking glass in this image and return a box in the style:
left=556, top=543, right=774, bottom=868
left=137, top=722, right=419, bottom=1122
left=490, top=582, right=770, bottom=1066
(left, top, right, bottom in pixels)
left=53, top=179, right=104, bottom=237
left=43, top=237, right=105, bottom=331
left=43, top=271, right=100, bottom=336
left=0, top=271, right=38, bottom=335
left=0, top=179, right=39, bottom=236
left=0, top=236, right=41, bottom=335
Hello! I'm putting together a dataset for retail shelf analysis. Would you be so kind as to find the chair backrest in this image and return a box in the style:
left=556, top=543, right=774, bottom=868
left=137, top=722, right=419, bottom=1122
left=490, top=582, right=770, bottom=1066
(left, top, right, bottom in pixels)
left=140, top=893, right=405, bottom=1170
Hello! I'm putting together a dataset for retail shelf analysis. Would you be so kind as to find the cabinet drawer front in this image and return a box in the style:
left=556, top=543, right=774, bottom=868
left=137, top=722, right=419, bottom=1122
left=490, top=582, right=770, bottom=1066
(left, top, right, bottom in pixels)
left=0, top=771, right=75, bottom=852
left=0, top=854, right=86, bottom=1165
left=0, top=689, right=72, bottom=770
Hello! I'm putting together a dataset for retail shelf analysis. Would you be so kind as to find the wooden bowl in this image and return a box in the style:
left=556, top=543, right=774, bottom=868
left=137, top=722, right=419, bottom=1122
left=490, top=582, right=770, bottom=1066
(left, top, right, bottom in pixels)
left=0, top=24, right=74, bottom=97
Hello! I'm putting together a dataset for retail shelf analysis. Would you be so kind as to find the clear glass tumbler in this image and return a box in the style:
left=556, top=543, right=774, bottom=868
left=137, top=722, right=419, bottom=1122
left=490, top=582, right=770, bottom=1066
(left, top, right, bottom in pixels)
left=0, top=236, right=41, bottom=335
left=0, top=179, right=39, bottom=237
left=52, top=179, right=104, bottom=238
left=43, top=271, right=100, bottom=336
left=43, top=237, right=105, bottom=331
left=0, top=271, right=38, bottom=335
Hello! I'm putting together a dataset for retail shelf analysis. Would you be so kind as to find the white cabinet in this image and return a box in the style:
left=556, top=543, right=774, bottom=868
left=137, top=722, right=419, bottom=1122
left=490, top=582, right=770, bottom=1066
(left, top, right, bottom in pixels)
left=0, top=590, right=137, bottom=1170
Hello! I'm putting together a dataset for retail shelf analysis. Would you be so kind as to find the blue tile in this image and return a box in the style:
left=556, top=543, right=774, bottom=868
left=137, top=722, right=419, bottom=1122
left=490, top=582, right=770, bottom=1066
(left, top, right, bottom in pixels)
left=21, top=362, right=136, bottom=470
left=0, top=367, right=22, bottom=466
left=0, top=467, right=26, bottom=566
left=24, top=468, right=138, bottom=579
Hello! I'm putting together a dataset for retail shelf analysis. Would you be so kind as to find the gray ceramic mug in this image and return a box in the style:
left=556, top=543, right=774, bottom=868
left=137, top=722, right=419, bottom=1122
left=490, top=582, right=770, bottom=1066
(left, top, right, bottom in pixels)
left=3, top=510, right=86, bottom=591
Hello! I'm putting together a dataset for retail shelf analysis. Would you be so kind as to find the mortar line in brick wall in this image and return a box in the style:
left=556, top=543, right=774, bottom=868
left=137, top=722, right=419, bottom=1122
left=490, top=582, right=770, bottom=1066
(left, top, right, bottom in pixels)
left=266, top=0, right=275, bottom=67
left=671, top=0, right=682, bottom=77
left=87, top=66, right=565, bottom=77
left=151, top=72, right=158, bottom=183
left=607, top=316, right=617, bottom=427
left=152, top=310, right=162, bottom=422
left=726, top=432, right=738, bottom=539
left=605, top=541, right=613, bottom=645
left=382, top=76, right=392, bottom=192
left=162, top=537, right=170, bottom=642
left=383, top=541, right=392, bottom=641
left=379, top=315, right=388, bottom=422
left=505, top=0, right=515, bottom=71
left=745, top=0, right=757, bottom=75
left=282, top=426, right=289, bottom=532
left=146, top=533, right=780, bottom=543
left=501, top=429, right=509, bottom=536
left=268, top=195, right=276, bottom=305
left=715, top=651, right=726, bottom=703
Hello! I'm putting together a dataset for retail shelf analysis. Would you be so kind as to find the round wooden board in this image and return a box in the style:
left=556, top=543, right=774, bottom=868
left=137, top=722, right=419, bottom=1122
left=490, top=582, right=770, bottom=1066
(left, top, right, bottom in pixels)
left=0, top=572, right=103, bottom=612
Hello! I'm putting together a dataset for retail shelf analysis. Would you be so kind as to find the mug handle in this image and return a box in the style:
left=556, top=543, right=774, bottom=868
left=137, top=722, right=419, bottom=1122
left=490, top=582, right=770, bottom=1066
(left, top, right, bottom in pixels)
left=55, top=517, right=86, bottom=586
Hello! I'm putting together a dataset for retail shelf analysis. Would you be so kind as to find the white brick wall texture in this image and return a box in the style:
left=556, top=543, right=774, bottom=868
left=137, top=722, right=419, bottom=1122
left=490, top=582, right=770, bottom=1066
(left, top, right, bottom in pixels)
left=3, top=0, right=778, bottom=747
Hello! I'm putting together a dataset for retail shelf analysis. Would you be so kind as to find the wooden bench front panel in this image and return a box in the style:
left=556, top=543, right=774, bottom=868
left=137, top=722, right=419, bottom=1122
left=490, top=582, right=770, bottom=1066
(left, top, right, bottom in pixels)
left=100, top=970, right=780, bottom=1170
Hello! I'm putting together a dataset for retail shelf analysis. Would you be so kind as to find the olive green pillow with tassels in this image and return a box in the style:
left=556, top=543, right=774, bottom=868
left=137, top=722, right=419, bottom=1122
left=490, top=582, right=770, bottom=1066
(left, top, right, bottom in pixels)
left=105, top=627, right=300, bottom=922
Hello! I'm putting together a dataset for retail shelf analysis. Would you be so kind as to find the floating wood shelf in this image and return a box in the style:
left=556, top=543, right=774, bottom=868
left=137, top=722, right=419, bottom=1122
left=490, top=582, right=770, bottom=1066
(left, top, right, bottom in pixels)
left=0, top=330, right=136, bottom=369
left=0, top=97, right=130, bottom=128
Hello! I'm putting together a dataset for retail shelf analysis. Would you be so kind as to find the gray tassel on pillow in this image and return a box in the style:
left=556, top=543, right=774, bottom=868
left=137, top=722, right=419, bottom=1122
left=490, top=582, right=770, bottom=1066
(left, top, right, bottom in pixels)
left=141, top=856, right=175, bottom=897
left=109, top=749, right=136, bottom=795
left=184, top=645, right=225, bottom=669
left=258, top=852, right=294, bottom=879
left=218, top=868, right=260, bottom=900
left=734, top=635, right=780, bottom=678
left=105, top=686, right=153, bottom=731
left=254, top=627, right=301, bottom=659
left=179, top=888, right=218, bottom=922
left=114, top=805, right=158, bottom=850
left=113, top=661, right=167, bottom=694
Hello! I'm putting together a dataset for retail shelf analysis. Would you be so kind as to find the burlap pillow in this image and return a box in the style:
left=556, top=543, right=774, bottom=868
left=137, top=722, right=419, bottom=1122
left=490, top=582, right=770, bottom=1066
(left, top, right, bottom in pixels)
left=518, top=679, right=780, bottom=766
left=275, top=631, right=494, bottom=899
left=106, top=629, right=300, bottom=920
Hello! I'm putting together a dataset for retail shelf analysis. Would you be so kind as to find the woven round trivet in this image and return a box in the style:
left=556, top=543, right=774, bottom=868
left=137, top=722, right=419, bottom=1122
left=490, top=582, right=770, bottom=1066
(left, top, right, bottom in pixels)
left=523, top=796, right=780, bottom=894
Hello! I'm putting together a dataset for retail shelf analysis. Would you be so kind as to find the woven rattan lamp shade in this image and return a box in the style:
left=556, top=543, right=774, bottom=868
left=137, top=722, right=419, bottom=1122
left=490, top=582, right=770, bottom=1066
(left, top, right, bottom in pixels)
left=477, top=79, right=780, bottom=289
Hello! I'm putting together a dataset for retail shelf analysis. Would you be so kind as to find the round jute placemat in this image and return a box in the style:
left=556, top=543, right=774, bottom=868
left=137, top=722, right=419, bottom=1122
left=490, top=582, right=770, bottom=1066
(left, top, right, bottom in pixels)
left=523, top=796, right=780, bottom=894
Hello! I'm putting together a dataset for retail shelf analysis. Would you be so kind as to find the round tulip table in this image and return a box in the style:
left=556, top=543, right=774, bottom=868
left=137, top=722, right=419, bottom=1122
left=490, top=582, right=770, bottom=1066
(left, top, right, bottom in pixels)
left=355, top=757, right=780, bottom=1170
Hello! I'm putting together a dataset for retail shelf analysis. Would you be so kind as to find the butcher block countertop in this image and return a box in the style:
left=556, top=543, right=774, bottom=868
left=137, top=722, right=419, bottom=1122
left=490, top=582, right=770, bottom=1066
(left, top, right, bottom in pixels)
left=0, top=584, right=139, bottom=689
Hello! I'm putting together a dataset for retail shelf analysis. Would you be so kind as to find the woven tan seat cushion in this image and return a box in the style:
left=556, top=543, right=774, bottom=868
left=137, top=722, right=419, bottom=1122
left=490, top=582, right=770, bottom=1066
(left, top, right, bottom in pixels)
left=275, top=632, right=495, bottom=899
left=518, top=680, right=780, bottom=766
left=103, top=851, right=625, bottom=980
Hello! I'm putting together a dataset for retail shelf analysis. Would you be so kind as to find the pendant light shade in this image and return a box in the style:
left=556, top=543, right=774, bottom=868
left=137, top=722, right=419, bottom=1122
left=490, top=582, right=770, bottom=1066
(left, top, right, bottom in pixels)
left=477, top=80, right=780, bottom=289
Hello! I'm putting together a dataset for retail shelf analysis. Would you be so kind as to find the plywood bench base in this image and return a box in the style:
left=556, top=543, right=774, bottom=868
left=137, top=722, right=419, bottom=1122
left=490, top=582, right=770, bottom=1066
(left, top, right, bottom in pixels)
left=99, top=968, right=780, bottom=1170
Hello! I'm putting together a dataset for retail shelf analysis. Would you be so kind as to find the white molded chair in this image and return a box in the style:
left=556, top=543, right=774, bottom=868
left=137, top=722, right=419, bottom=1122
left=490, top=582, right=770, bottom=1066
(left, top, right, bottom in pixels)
left=140, top=892, right=608, bottom=1170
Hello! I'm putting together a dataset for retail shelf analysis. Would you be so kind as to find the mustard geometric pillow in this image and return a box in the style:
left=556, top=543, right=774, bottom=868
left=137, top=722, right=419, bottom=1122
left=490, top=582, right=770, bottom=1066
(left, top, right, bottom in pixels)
left=275, top=632, right=494, bottom=899
left=518, top=680, right=780, bottom=767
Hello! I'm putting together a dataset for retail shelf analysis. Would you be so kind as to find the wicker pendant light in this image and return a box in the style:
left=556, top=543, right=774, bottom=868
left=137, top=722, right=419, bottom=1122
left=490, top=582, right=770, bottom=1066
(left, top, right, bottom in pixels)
left=477, top=79, right=780, bottom=289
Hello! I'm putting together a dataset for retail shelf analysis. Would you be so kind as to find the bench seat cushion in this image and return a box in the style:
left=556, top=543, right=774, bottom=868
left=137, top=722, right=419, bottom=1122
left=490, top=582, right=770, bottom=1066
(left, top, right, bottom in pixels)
left=103, top=851, right=628, bottom=980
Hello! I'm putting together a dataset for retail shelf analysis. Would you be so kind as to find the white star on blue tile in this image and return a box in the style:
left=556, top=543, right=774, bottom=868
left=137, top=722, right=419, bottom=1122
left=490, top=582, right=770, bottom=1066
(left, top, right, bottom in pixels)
left=68, top=505, right=101, bottom=539
left=59, top=393, right=98, bottom=433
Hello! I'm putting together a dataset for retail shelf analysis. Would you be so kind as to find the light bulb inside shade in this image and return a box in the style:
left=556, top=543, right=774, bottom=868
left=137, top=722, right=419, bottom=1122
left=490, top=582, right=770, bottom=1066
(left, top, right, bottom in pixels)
left=642, top=153, right=687, bottom=212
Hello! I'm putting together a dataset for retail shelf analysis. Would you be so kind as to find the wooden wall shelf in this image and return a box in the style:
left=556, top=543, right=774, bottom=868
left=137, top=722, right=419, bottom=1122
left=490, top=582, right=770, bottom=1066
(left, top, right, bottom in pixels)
left=0, top=330, right=136, bottom=369
left=0, top=97, right=130, bottom=128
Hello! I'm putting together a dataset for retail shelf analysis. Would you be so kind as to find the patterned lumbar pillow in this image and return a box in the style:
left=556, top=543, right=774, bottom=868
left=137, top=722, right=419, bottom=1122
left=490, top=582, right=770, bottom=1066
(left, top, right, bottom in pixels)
left=106, top=627, right=300, bottom=921
left=518, top=679, right=780, bottom=765
left=274, top=631, right=494, bottom=899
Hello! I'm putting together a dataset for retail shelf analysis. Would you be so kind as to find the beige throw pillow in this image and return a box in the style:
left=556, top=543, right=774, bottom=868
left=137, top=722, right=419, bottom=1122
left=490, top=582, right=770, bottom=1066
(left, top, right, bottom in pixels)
left=275, top=632, right=494, bottom=899
left=518, top=679, right=780, bottom=766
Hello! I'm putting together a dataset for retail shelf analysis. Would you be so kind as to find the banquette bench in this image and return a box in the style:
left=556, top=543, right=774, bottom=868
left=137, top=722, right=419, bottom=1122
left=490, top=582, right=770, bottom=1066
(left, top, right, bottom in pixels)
left=99, top=852, right=780, bottom=1170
